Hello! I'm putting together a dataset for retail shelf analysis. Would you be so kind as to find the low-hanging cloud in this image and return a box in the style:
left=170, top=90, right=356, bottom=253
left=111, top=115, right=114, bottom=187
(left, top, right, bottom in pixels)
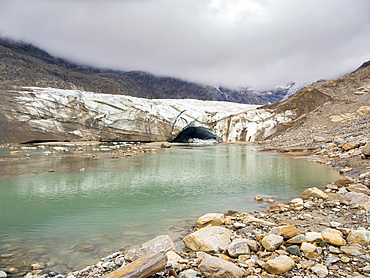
left=1, top=0, right=370, bottom=90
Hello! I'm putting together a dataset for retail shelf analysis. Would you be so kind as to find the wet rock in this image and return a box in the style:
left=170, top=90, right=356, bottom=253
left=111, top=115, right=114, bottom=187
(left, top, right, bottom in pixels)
left=265, top=255, right=295, bottom=275
left=160, top=142, right=171, bottom=148
left=183, top=226, right=232, bottom=253
left=227, top=238, right=250, bottom=257
left=340, top=244, right=366, bottom=256
left=342, top=142, right=360, bottom=151
left=347, top=229, right=370, bottom=246
left=254, top=195, right=263, bottom=202
left=198, top=254, right=243, bottom=278
left=302, top=187, right=328, bottom=200
left=261, top=234, right=284, bottom=251
left=196, top=213, right=225, bottom=227
left=178, top=269, right=199, bottom=278
left=322, top=229, right=346, bottom=246
left=311, top=263, right=328, bottom=277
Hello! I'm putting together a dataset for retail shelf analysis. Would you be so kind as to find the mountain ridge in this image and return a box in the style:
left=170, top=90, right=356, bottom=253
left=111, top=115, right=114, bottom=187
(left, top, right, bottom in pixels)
left=0, top=37, right=301, bottom=105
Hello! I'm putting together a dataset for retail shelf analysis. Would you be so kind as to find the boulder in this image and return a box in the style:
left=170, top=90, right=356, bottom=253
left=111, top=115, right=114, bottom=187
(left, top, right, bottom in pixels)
left=227, top=238, right=250, bottom=257
left=265, top=255, right=295, bottom=275
left=261, top=234, right=284, bottom=251
left=196, top=213, right=225, bottom=227
left=347, top=229, right=370, bottom=246
left=160, top=142, right=171, bottom=148
left=321, top=229, right=346, bottom=246
left=342, top=142, right=360, bottom=151
left=302, top=187, right=328, bottom=200
left=198, top=254, right=244, bottom=278
left=183, top=226, right=232, bottom=253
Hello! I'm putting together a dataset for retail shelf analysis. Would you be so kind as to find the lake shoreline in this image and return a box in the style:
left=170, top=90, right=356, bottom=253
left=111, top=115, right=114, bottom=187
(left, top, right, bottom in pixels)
left=1, top=139, right=369, bottom=277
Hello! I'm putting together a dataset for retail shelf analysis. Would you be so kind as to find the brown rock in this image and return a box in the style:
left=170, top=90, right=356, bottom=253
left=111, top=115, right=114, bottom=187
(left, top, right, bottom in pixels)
left=265, top=255, right=295, bottom=275
left=322, top=229, right=346, bottom=246
left=347, top=184, right=370, bottom=195
left=254, top=195, right=264, bottom=202
left=160, top=142, right=171, bottom=148
left=301, top=242, right=316, bottom=253
left=305, top=252, right=322, bottom=260
left=269, top=225, right=297, bottom=239
left=343, top=192, right=370, bottom=211
left=342, top=142, right=360, bottom=151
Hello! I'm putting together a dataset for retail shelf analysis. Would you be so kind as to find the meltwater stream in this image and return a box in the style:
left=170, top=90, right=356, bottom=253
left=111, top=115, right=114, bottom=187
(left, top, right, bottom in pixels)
left=0, top=145, right=339, bottom=272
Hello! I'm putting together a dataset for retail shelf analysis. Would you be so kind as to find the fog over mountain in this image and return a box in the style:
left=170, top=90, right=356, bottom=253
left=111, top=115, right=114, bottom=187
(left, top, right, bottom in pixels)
left=1, top=0, right=370, bottom=90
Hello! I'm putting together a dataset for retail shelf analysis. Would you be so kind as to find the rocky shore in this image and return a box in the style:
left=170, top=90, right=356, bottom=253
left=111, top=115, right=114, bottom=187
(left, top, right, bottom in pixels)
left=1, top=139, right=369, bottom=278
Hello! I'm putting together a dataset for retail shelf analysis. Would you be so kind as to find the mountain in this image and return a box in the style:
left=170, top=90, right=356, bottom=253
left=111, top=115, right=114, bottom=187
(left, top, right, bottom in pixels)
left=0, top=37, right=303, bottom=105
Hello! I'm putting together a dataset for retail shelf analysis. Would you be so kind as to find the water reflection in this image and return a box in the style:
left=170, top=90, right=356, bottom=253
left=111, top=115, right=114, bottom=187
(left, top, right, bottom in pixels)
left=0, top=145, right=339, bottom=271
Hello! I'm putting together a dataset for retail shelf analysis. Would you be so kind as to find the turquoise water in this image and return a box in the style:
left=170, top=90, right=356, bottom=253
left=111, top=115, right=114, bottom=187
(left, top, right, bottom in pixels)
left=0, top=145, right=339, bottom=272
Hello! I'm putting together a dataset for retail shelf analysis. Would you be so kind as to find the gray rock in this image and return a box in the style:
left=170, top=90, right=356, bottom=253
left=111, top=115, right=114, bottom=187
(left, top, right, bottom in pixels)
left=327, top=256, right=340, bottom=264
left=198, top=254, right=243, bottom=278
left=287, top=245, right=300, bottom=256
left=114, top=255, right=126, bottom=266
left=227, top=238, right=250, bottom=257
left=245, top=239, right=259, bottom=252
left=141, top=234, right=176, bottom=253
left=183, top=226, right=232, bottom=253
left=261, top=234, right=284, bottom=251
left=196, top=213, right=225, bottom=227
left=340, top=244, right=366, bottom=256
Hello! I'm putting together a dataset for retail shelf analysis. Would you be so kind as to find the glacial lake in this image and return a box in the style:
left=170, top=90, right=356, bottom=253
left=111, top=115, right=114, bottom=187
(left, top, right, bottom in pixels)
left=0, top=145, right=340, bottom=272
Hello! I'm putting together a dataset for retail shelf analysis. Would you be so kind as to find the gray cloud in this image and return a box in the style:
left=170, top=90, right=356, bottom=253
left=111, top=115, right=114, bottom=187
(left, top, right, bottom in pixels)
left=1, top=0, right=370, bottom=90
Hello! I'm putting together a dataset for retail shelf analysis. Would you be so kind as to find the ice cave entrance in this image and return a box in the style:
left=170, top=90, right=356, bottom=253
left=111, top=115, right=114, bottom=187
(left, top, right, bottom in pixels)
left=170, top=125, right=221, bottom=143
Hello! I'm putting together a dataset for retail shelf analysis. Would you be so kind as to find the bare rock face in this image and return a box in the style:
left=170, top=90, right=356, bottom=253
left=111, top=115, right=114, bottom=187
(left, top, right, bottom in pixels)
left=183, top=226, right=232, bottom=253
left=198, top=254, right=244, bottom=278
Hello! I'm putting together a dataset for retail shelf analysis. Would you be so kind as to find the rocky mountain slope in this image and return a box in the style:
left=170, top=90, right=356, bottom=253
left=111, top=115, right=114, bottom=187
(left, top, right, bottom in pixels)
left=0, top=38, right=302, bottom=105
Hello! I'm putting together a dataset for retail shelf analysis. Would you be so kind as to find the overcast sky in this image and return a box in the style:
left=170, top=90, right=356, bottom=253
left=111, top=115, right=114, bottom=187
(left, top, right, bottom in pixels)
left=1, top=0, right=370, bottom=90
